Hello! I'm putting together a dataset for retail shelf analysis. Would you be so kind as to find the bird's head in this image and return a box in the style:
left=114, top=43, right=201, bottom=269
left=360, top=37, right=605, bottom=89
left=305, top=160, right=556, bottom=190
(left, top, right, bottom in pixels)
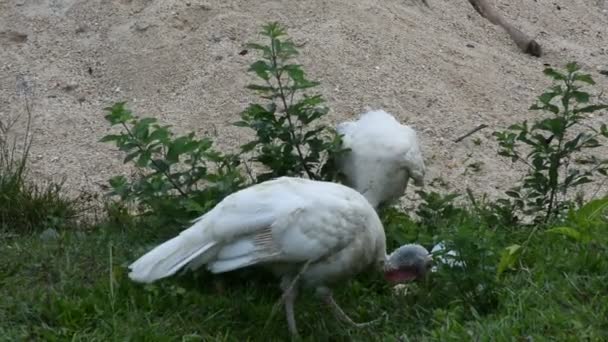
left=384, top=244, right=432, bottom=283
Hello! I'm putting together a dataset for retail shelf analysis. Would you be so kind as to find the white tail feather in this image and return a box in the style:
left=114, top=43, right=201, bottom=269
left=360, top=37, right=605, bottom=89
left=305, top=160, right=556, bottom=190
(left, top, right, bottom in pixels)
left=128, top=234, right=217, bottom=283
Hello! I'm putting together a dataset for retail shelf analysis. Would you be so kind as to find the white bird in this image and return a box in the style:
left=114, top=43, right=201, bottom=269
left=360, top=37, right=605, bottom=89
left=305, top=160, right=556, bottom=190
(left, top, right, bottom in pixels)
left=335, top=109, right=426, bottom=208
left=128, top=177, right=432, bottom=337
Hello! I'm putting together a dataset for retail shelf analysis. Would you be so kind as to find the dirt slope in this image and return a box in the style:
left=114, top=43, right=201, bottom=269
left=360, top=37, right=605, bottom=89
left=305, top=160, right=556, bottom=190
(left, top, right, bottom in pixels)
left=1, top=0, right=607, bottom=203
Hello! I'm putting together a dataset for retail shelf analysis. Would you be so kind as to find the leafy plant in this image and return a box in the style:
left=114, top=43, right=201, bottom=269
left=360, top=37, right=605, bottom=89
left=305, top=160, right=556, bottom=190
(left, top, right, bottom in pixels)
left=235, top=22, right=344, bottom=182
left=101, top=102, right=245, bottom=225
left=100, top=23, right=351, bottom=226
left=546, top=197, right=608, bottom=244
left=494, top=62, right=608, bottom=222
left=415, top=190, right=463, bottom=235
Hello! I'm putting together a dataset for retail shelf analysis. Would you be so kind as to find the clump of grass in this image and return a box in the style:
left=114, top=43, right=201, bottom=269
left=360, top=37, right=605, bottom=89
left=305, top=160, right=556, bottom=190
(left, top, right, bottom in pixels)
left=0, top=101, right=78, bottom=234
left=1, top=196, right=606, bottom=340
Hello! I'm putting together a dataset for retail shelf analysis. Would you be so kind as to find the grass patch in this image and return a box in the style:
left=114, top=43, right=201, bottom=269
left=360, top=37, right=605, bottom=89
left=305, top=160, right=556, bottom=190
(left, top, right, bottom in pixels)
left=0, top=104, right=78, bottom=234
left=1, top=199, right=606, bottom=341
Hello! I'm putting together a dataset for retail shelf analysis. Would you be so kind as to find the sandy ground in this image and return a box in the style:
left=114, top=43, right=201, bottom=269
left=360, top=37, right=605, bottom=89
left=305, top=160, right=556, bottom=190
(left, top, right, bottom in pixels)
left=1, top=0, right=607, bottom=206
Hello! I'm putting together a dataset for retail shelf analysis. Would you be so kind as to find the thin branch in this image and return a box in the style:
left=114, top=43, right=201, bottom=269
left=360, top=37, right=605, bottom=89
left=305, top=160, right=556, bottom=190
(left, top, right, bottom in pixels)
left=453, top=124, right=488, bottom=143
left=242, top=154, right=257, bottom=184
left=270, top=38, right=316, bottom=180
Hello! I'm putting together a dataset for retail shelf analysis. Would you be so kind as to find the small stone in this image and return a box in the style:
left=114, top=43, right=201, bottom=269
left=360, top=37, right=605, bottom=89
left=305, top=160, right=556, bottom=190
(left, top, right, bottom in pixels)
left=466, top=43, right=475, bottom=48
left=75, top=25, right=88, bottom=33
left=63, top=82, right=78, bottom=92
left=134, top=22, right=151, bottom=32
left=40, top=228, right=60, bottom=241
left=1, top=31, right=28, bottom=43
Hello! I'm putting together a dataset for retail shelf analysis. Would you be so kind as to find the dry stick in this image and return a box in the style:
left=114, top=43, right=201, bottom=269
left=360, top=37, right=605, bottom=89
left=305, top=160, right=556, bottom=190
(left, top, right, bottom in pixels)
left=453, top=124, right=488, bottom=143
left=467, top=0, right=542, bottom=57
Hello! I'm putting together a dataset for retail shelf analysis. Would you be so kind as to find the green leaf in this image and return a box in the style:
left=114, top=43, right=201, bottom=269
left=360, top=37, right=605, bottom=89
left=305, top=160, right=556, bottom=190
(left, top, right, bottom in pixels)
left=577, top=198, right=608, bottom=222
left=546, top=227, right=581, bottom=241
left=133, top=118, right=156, bottom=140
left=100, top=134, right=124, bottom=143
left=496, top=244, right=522, bottom=279
left=566, top=62, right=581, bottom=73
left=543, top=68, right=566, bottom=80
left=233, top=120, right=249, bottom=127
left=573, top=104, right=608, bottom=114
left=571, top=91, right=590, bottom=103
left=284, top=64, right=305, bottom=83
left=574, top=73, right=595, bottom=85
left=262, top=22, right=286, bottom=39
left=136, top=150, right=152, bottom=167
left=148, top=127, right=170, bottom=143
left=246, top=84, right=275, bottom=93
left=248, top=61, right=272, bottom=81
left=104, top=102, right=134, bottom=125
left=240, top=141, right=258, bottom=153
left=182, top=198, right=205, bottom=214
left=505, top=190, right=520, bottom=198
left=123, top=151, right=139, bottom=164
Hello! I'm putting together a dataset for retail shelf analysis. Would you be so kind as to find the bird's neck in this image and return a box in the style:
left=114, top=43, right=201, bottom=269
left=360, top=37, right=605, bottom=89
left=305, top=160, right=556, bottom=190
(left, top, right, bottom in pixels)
left=382, top=254, right=394, bottom=272
left=362, top=191, right=382, bottom=209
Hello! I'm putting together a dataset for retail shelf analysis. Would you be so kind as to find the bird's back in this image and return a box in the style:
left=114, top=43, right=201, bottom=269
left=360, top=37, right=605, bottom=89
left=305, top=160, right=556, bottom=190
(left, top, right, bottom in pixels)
left=128, top=177, right=387, bottom=286
left=336, top=110, right=426, bottom=206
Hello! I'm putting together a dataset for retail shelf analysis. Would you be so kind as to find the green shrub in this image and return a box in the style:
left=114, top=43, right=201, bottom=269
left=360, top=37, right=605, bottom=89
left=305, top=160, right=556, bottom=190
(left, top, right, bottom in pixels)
left=235, top=22, right=344, bottom=182
left=101, top=22, right=345, bottom=225
left=101, top=102, right=245, bottom=226
left=494, top=62, right=608, bottom=223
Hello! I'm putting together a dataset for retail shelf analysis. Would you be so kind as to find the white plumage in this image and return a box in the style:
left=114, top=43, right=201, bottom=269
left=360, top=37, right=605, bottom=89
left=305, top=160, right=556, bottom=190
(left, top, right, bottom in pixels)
left=336, top=109, right=426, bottom=208
left=128, top=177, right=431, bottom=336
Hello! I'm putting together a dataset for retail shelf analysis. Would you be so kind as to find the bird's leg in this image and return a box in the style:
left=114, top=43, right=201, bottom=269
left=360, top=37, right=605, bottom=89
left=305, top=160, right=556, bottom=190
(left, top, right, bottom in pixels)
left=264, top=261, right=311, bottom=337
left=280, top=277, right=299, bottom=337
left=316, top=286, right=386, bottom=328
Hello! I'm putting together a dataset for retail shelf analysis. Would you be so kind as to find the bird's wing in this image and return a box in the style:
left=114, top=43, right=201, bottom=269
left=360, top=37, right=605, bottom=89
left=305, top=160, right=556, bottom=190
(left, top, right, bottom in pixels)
left=199, top=178, right=377, bottom=273
left=398, top=125, right=426, bottom=185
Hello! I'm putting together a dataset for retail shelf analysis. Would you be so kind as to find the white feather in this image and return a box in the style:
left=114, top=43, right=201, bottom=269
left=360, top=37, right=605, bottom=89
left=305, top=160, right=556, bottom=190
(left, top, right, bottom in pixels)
left=336, top=109, right=426, bottom=207
left=128, top=177, right=387, bottom=286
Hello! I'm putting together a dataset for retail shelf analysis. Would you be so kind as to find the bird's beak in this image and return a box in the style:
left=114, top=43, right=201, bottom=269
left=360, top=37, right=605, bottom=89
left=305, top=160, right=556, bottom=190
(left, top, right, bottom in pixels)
left=424, top=254, right=433, bottom=273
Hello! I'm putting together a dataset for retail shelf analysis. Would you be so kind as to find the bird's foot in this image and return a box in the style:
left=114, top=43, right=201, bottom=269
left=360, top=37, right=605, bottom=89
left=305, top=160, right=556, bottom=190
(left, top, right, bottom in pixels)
left=347, top=311, right=388, bottom=328
left=317, top=287, right=387, bottom=329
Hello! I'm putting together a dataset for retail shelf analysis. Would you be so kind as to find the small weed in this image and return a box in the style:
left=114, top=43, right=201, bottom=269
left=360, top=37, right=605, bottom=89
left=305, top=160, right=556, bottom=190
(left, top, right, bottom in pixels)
left=0, top=98, right=77, bottom=234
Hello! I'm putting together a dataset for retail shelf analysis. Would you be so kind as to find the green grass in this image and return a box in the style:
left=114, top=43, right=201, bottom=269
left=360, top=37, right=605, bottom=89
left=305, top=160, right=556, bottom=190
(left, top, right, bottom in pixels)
left=1, top=200, right=606, bottom=341
left=1, top=110, right=77, bottom=234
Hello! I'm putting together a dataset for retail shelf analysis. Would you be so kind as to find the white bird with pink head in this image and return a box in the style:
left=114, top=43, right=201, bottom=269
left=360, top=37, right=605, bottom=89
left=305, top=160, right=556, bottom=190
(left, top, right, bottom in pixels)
left=127, top=177, right=432, bottom=337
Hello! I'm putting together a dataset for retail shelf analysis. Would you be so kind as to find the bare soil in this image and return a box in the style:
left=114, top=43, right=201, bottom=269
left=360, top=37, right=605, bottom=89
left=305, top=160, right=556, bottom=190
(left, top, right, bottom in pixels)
left=1, top=0, right=607, bottom=205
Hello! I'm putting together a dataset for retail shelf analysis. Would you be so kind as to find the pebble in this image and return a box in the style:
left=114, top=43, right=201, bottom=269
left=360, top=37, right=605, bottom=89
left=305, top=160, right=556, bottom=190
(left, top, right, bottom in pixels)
left=39, top=228, right=60, bottom=241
